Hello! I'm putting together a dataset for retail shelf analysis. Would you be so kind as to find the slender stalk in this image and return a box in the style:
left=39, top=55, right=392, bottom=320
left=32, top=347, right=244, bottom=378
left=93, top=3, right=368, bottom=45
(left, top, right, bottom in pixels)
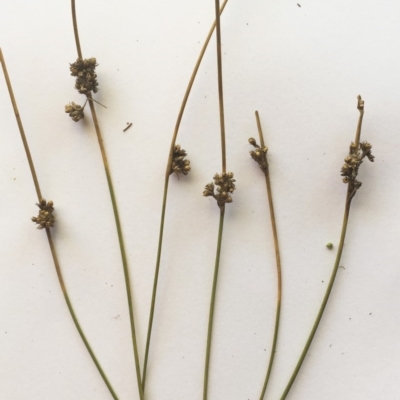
left=214, top=0, right=227, bottom=173
left=141, top=0, right=230, bottom=390
left=203, top=210, right=225, bottom=400
left=70, top=2, right=144, bottom=399
left=254, top=111, right=282, bottom=400
left=0, top=47, right=119, bottom=400
left=279, top=101, right=365, bottom=400
left=203, top=1, right=228, bottom=399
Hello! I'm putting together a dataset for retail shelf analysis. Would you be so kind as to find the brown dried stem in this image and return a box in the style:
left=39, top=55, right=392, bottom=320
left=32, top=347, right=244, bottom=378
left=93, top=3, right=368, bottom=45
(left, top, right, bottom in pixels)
left=254, top=111, right=282, bottom=400
left=70, top=2, right=143, bottom=399
left=0, top=47, right=119, bottom=400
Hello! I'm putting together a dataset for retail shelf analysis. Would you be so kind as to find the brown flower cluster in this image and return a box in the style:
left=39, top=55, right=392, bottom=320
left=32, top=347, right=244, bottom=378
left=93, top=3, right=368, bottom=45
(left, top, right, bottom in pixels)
left=341, top=141, right=374, bottom=199
left=248, top=137, right=268, bottom=173
left=170, top=145, right=191, bottom=176
left=31, top=199, right=55, bottom=229
left=203, top=172, right=236, bottom=209
left=65, top=102, right=84, bottom=122
left=70, top=57, right=99, bottom=94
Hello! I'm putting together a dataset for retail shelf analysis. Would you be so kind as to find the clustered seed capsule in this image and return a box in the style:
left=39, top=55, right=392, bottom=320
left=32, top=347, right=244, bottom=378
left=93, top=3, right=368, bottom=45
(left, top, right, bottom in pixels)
left=70, top=57, right=99, bottom=94
left=65, top=102, right=84, bottom=122
left=203, top=172, right=236, bottom=209
left=341, top=140, right=374, bottom=199
left=248, top=137, right=268, bottom=174
left=31, top=199, right=55, bottom=229
left=170, top=145, right=191, bottom=176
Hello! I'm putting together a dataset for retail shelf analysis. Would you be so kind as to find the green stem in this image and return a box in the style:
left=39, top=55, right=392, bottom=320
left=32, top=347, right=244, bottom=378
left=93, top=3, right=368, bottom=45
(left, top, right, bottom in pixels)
left=87, top=97, right=144, bottom=400
left=203, top=210, right=225, bottom=400
left=255, top=111, right=282, bottom=400
left=141, top=0, right=230, bottom=390
left=0, top=47, right=119, bottom=400
left=279, top=98, right=365, bottom=399
left=280, top=190, right=351, bottom=400
left=202, top=2, right=228, bottom=398
left=70, top=1, right=143, bottom=398
left=142, top=177, right=169, bottom=390
left=46, top=229, right=120, bottom=400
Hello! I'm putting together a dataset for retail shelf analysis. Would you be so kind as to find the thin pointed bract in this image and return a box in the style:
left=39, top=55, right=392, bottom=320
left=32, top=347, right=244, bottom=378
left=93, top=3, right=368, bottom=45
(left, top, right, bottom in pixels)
left=0, top=47, right=120, bottom=400
left=202, top=1, right=235, bottom=399
left=69, top=2, right=143, bottom=399
left=249, top=111, right=282, bottom=400
left=141, top=0, right=230, bottom=390
left=279, top=96, right=374, bottom=399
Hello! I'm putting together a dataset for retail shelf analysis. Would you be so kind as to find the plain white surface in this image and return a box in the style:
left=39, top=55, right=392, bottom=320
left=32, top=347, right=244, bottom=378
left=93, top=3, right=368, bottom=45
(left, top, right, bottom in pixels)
left=1, top=1, right=400, bottom=399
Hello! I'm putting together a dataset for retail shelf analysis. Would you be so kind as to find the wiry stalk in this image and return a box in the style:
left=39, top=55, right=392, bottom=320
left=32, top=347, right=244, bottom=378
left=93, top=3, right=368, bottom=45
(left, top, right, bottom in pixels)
left=253, top=111, right=282, bottom=400
left=203, top=209, right=225, bottom=400
left=0, top=47, right=119, bottom=400
left=141, top=0, right=230, bottom=390
left=203, top=1, right=229, bottom=399
left=70, top=2, right=143, bottom=399
left=280, top=96, right=370, bottom=399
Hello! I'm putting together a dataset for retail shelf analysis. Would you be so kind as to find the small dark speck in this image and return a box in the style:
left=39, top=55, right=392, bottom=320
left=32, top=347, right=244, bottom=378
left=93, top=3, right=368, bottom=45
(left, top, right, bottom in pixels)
left=246, top=23, right=249, bottom=25
left=322, top=281, right=324, bottom=283
left=369, top=313, right=372, bottom=315
left=342, top=353, right=344, bottom=355
left=349, top=318, right=351, bottom=320
left=5, top=332, right=7, bottom=334
left=264, top=349, right=266, bottom=351
left=297, top=3, right=301, bottom=7
left=329, top=344, right=332, bottom=347
left=117, top=69, right=119, bottom=71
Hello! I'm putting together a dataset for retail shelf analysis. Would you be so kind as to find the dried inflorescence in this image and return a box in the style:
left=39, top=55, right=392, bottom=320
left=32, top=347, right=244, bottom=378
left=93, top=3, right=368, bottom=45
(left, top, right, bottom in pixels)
left=70, top=57, right=99, bottom=94
left=341, top=141, right=374, bottom=199
left=203, top=172, right=236, bottom=209
left=65, top=102, right=84, bottom=122
left=170, top=145, right=191, bottom=176
left=248, top=137, right=268, bottom=174
left=31, top=199, right=55, bottom=229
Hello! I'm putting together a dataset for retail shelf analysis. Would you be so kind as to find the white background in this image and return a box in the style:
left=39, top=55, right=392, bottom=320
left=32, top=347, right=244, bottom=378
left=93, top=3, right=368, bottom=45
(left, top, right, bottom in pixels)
left=1, top=1, right=400, bottom=399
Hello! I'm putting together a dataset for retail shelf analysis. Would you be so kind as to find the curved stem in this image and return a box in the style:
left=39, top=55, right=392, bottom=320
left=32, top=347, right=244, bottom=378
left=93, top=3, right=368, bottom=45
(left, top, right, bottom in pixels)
left=46, top=229, right=120, bottom=400
left=165, top=0, right=230, bottom=177
left=279, top=99, right=365, bottom=399
left=141, top=0, right=230, bottom=390
left=280, top=191, right=351, bottom=400
left=203, top=210, right=225, bottom=400
left=70, top=2, right=143, bottom=398
left=255, top=112, right=282, bottom=400
left=0, top=48, right=119, bottom=400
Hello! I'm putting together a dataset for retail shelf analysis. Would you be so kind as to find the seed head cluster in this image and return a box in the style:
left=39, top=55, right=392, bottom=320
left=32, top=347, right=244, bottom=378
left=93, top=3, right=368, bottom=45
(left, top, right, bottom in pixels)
left=248, top=137, right=268, bottom=174
left=170, top=145, right=191, bottom=176
left=31, top=199, right=55, bottom=230
left=70, top=57, right=99, bottom=94
left=65, top=102, right=84, bottom=122
left=341, top=141, right=374, bottom=199
left=203, top=172, right=236, bottom=209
